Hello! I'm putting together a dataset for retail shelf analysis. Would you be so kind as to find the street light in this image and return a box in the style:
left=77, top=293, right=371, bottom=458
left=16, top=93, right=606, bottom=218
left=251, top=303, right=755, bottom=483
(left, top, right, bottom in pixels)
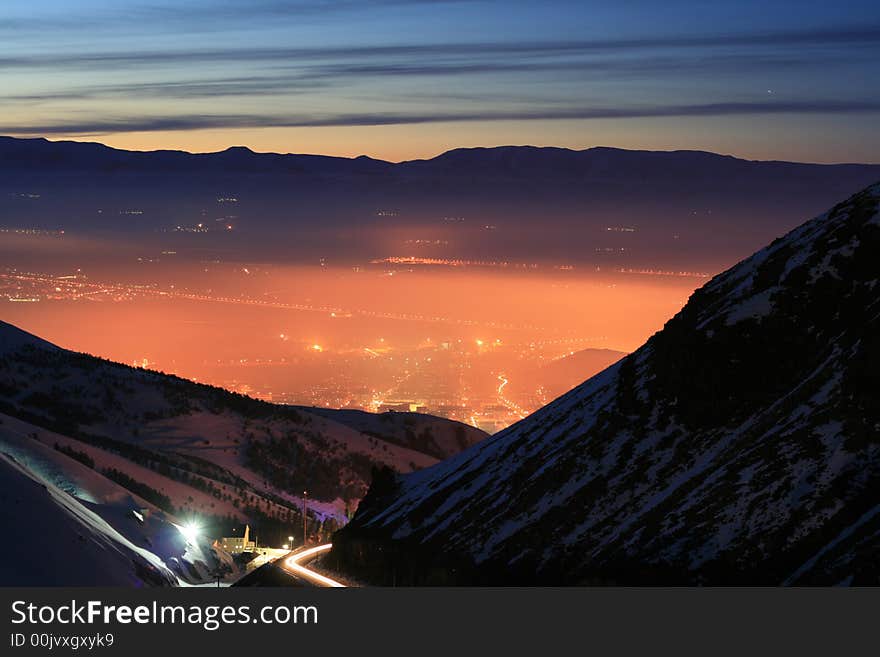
left=302, top=490, right=308, bottom=547
left=287, top=536, right=294, bottom=551
left=178, top=520, right=200, bottom=546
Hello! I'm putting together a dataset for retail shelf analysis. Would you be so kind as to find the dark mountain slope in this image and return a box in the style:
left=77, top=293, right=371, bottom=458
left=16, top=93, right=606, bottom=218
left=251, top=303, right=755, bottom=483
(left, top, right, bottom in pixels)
left=330, top=182, right=880, bottom=585
left=300, top=407, right=479, bottom=461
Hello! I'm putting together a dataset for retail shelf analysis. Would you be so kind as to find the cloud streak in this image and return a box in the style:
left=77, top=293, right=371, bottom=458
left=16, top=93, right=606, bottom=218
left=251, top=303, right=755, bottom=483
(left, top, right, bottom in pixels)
left=4, top=100, right=880, bottom=136
left=0, top=24, right=877, bottom=72
left=3, top=52, right=837, bottom=104
left=0, top=0, right=481, bottom=34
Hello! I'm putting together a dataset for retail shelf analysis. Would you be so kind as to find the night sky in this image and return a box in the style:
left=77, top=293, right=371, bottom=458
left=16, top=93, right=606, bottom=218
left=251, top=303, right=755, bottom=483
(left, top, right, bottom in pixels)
left=1, top=0, right=878, bottom=161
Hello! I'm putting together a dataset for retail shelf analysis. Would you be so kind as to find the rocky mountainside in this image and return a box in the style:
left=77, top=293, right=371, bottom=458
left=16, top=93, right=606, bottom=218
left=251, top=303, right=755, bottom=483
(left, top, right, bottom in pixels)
left=331, top=182, right=880, bottom=585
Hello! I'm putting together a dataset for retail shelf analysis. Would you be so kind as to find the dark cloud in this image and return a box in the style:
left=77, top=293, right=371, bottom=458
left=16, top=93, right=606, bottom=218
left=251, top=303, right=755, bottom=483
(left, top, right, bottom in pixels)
left=4, top=78, right=330, bottom=103
left=0, top=24, right=877, bottom=72
left=5, top=100, right=879, bottom=135
left=0, top=52, right=860, bottom=105
left=297, top=52, right=837, bottom=80
left=0, top=0, right=480, bottom=33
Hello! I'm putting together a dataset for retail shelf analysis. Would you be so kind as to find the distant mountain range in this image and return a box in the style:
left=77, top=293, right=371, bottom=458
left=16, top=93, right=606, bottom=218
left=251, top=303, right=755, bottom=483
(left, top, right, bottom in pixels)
left=330, top=180, right=880, bottom=585
left=1, top=136, right=876, bottom=180
left=3, top=136, right=880, bottom=267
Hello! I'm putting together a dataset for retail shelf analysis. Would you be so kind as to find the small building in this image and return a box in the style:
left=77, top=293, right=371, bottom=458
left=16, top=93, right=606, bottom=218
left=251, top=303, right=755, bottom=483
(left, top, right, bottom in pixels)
left=217, top=525, right=256, bottom=554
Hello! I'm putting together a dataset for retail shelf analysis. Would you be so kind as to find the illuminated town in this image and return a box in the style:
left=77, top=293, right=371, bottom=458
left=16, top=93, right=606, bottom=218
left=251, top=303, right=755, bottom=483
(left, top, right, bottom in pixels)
left=0, top=261, right=691, bottom=432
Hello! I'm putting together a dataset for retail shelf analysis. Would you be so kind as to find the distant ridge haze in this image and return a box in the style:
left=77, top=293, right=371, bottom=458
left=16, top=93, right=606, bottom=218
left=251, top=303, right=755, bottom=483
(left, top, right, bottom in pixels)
left=2, top=136, right=879, bottom=271
left=2, top=135, right=878, bottom=169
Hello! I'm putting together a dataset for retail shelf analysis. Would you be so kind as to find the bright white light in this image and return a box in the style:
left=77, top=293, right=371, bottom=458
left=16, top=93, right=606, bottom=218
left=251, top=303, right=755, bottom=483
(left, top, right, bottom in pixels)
left=177, top=521, right=200, bottom=545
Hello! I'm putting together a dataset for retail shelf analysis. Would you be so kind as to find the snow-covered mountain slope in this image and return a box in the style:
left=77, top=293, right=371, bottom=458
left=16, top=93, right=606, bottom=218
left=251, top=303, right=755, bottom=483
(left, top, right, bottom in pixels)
left=301, top=408, right=481, bottom=460
left=0, top=415, right=238, bottom=585
left=0, top=451, right=180, bottom=586
left=331, top=182, right=880, bottom=585
left=0, top=322, right=485, bottom=524
left=0, top=319, right=57, bottom=355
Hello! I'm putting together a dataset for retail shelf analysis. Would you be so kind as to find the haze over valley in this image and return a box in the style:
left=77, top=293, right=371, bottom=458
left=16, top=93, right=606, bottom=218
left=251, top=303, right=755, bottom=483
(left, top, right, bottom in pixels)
left=4, top=138, right=878, bottom=433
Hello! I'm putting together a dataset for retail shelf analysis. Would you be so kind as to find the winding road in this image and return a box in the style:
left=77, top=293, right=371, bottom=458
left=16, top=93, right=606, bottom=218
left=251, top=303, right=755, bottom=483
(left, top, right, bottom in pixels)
left=280, top=544, right=346, bottom=587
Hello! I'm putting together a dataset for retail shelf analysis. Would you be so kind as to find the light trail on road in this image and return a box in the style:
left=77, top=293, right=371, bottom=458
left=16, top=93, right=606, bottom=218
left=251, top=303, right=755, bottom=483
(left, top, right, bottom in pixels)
left=281, top=544, right=345, bottom=587
left=497, top=373, right=528, bottom=419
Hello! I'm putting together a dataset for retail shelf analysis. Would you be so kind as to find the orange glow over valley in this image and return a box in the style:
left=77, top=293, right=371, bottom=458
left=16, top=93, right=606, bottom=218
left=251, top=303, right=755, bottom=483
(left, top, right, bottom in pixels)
left=1, top=251, right=702, bottom=433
